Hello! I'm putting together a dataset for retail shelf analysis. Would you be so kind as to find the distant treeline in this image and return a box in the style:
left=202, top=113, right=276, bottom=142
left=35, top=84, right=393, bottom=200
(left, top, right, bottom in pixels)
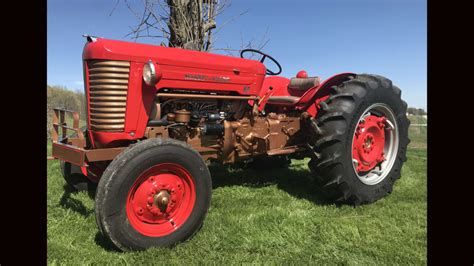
left=47, top=85, right=86, bottom=139
left=407, top=107, right=427, bottom=116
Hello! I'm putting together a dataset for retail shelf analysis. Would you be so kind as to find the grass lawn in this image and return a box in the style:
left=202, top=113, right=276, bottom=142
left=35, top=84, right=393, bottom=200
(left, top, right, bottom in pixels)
left=47, top=139, right=427, bottom=264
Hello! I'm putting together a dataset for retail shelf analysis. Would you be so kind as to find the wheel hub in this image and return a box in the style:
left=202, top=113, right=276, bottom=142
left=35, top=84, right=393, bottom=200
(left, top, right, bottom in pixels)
left=154, top=190, right=170, bottom=212
left=126, top=163, right=195, bottom=237
left=132, top=173, right=183, bottom=222
left=353, top=115, right=386, bottom=173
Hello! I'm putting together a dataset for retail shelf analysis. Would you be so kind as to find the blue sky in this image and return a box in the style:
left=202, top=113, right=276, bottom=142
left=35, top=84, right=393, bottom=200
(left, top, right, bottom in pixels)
left=48, top=0, right=426, bottom=109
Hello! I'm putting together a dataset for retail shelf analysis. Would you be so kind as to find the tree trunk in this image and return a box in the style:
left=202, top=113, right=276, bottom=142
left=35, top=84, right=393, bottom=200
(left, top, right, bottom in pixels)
left=167, top=0, right=216, bottom=51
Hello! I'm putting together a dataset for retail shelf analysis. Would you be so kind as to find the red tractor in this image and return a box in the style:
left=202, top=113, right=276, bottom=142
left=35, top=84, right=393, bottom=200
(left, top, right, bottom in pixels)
left=51, top=36, right=409, bottom=251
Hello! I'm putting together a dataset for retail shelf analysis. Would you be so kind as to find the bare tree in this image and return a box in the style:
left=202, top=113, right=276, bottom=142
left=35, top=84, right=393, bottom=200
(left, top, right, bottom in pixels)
left=111, top=0, right=268, bottom=53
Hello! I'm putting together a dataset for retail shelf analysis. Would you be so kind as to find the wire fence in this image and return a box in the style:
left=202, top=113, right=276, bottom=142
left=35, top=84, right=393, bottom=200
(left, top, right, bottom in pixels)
left=408, top=115, right=427, bottom=149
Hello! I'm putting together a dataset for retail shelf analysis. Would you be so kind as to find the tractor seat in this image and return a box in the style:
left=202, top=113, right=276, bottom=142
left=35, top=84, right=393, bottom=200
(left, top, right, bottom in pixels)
left=266, top=76, right=320, bottom=106
left=288, top=76, right=320, bottom=91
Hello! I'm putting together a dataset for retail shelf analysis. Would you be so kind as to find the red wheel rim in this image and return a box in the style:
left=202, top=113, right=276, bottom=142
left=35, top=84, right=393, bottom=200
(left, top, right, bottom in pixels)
left=352, top=115, right=386, bottom=173
left=351, top=104, right=399, bottom=185
left=126, top=163, right=196, bottom=237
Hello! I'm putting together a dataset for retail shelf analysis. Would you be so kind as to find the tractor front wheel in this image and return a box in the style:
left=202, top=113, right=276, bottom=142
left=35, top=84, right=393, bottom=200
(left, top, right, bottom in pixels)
left=94, top=138, right=212, bottom=251
left=308, top=74, right=410, bottom=205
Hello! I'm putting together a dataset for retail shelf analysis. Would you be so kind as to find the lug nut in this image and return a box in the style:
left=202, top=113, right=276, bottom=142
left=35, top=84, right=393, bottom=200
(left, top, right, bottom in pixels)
left=147, top=197, right=154, bottom=204
left=149, top=188, right=156, bottom=195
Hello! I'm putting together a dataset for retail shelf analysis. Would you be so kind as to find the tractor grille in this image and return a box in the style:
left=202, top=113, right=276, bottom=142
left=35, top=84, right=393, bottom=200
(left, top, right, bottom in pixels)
left=87, top=60, right=130, bottom=131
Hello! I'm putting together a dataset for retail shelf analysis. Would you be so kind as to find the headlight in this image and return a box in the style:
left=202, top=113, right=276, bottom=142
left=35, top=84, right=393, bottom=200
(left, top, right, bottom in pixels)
left=143, top=60, right=158, bottom=86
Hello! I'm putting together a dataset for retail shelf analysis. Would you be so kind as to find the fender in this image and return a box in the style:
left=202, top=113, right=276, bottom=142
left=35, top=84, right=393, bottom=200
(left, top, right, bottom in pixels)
left=257, top=73, right=355, bottom=116
left=296, top=72, right=355, bottom=116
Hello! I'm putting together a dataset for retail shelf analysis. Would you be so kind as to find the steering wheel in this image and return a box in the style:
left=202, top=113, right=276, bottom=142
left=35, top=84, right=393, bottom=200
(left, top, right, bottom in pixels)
left=240, top=48, right=282, bottom=76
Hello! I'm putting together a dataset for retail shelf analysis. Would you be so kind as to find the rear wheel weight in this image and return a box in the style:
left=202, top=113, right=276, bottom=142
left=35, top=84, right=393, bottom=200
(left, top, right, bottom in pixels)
left=94, top=138, right=212, bottom=251
left=307, top=74, right=410, bottom=205
left=351, top=104, right=399, bottom=185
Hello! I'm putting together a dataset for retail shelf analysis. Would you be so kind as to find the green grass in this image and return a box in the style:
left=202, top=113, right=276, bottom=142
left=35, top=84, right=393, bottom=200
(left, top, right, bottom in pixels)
left=47, top=143, right=427, bottom=264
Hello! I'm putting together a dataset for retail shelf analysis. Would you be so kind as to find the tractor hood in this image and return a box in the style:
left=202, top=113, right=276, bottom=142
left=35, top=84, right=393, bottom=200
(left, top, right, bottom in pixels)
left=83, top=37, right=266, bottom=75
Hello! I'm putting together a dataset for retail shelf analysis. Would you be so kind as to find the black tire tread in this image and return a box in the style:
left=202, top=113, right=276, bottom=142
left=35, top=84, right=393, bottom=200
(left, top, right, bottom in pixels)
left=95, top=138, right=212, bottom=251
left=307, top=74, right=410, bottom=205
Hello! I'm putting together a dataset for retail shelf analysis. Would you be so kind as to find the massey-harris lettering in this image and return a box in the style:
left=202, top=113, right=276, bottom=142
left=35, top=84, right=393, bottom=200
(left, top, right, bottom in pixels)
left=184, top=73, right=231, bottom=82
left=51, top=37, right=410, bottom=251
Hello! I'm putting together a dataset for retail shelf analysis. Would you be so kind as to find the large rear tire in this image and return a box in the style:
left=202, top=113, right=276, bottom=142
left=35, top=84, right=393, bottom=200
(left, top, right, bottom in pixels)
left=94, top=138, right=212, bottom=251
left=308, top=74, right=410, bottom=205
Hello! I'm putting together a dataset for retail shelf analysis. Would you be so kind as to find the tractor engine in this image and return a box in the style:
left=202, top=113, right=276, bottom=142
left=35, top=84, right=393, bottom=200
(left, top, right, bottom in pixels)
left=147, top=92, right=243, bottom=140
left=144, top=90, right=304, bottom=163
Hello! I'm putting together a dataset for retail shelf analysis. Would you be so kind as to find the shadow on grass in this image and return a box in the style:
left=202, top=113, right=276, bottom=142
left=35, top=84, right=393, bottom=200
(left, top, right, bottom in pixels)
left=58, top=185, right=121, bottom=252
left=60, top=160, right=336, bottom=252
left=59, top=184, right=96, bottom=217
left=208, top=161, right=335, bottom=206
left=94, top=232, right=122, bottom=252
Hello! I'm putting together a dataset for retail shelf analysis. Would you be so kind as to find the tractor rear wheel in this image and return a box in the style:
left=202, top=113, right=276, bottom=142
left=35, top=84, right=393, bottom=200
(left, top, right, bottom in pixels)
left=308, top=74, right=410, bottom=205
left=94, top=138, right=212, bottom=251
